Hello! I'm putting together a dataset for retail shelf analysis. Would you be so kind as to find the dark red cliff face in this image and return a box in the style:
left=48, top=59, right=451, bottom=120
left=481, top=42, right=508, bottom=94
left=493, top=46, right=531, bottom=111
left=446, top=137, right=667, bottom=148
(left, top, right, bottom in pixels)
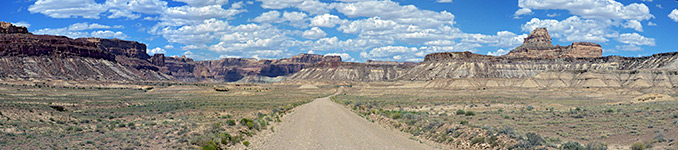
left=148, top=53, right=344, bottom=82
left=79, top=38, right=150, bottom=60
left=0, top=34, right=116, bottom=61
left=0, top=22, right=172, bottom=81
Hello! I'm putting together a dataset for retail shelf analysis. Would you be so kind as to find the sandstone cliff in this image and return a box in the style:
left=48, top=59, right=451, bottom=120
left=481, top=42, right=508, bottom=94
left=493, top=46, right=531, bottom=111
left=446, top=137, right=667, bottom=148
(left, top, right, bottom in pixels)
left=423, top=70, right=678, bottom=89
left=505, top=28, right=602, bottom=58
left=150, top=53, right=342, bottom=82
left=402, top=51, right=678, bottom=81
left=287, top=62, right=414, bottom=82
left=0, top=22, right=171, bottom=81
left=0, top=22, right=29, bottom=34
left=289, top=27, right=678, bottom=89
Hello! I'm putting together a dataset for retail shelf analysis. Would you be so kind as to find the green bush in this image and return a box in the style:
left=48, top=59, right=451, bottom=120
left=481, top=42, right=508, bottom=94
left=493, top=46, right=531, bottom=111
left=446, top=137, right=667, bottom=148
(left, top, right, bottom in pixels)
left=526, top=105, right=534, bottom=111
left=631, top=142, right=645, bottom=150
left=240, top=118, right=255, bottom=129
left=460, top=120, right=469, bottom=125
left=561, top=141, right=584, bottom=150
left=471, top=137, right=485, bottom=145
left=391, top=111, right=402, bottom=119
left=456, top=109, right=465, bottom=115
left=465, top=111, right=475, bottom=116
left=201, top=140, right=218, bottom=150
left=243, top=141, right=250, bottom=146
left=585, top=141, right=608, bottom=150
left=226, top=120, right=236, bottom=126
left=526, top=132, right=545, bottom=146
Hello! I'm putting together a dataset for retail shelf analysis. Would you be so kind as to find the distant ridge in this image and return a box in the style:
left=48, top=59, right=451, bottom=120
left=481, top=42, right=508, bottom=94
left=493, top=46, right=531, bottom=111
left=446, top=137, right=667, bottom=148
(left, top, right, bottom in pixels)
left=2, top=21, right=677, bottom=88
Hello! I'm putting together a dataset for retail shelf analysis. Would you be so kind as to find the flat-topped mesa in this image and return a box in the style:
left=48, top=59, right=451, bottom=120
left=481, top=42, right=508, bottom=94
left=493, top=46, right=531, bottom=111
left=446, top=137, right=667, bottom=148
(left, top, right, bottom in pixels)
left=0, top=22, right=29, bottom=34
left=505, top=28, right=602, bottom=58
left=0, top=29, right=116, bottom=61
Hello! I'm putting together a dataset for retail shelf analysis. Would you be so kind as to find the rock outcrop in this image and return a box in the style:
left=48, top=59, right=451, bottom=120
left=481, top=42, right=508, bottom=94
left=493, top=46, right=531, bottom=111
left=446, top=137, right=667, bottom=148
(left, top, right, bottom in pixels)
left=287, top=62, right=414, bottom=82
left=423, top=70, right=678, bottom=89
left=149, top=53, right=342, bottom=82
left=81, top=38, right=150, bottom=60
left=505, top=28, right=602, bottom=58
left=0, top=22, right=171, bottom=81
left=290, top=27, right=678, bottom=89
left=0, top=22, right=29, bottom=34
left=0, top=34, right=116, bottom=61
left=401, top=51, right=678, bottom=81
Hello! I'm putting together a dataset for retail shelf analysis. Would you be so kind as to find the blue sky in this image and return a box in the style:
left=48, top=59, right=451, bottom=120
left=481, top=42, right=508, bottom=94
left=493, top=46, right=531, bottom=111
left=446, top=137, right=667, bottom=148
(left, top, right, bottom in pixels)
left=1, top=0, right=677, bottom=62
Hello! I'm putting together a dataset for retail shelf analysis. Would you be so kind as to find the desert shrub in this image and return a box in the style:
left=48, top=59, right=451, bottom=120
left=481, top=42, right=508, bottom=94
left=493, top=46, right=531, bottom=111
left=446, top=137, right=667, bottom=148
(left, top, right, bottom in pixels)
left=201, top=140, right=218, bottom=150
left=391, top=111, right=402, bottom=119
left=240, top=118, right=254, bottom=129
left=497, top=126, right=519, bottom=138
left=605, top=108, right=614, bottom=113
left=653, top=133, right=666, bottom=143
left=526, top=105, right=534, bottom=111
left=465, top=111, right=475, bottom=116
left=471, top=137, right=485, bottom=145
left=243, top=141, right=250, bottom=146
left=561, top=141, right=584, bottom=150
left=456, top=109, right=465, bottom=115
left=460, top=120, right=469, bottom=125
left=220, top=114, right=232, bottom=119
left=526, top=132, right=545, bottom=146
left=219, top=133, right=232, bottom=145
left=226, top=119, right=236, bottom=126
left=504, top=115, right=511, bottom=119
left=509, top=133, right=545, bottom=149
left=585, top=141, right=607, bottom=150
left=631, top=142, right=645, bottom=150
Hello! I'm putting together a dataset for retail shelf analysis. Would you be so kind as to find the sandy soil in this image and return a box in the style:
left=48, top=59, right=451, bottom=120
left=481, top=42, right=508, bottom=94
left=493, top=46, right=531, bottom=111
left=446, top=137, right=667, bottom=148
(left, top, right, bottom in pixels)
left=250, top=88, right=435, bottom=150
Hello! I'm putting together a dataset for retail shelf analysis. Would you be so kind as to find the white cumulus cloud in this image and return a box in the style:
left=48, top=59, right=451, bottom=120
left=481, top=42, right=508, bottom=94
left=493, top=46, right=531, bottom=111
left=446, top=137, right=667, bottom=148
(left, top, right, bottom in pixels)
left=617, top=33, right=655, bottom=46
left=514, top=8, right=532, bottom=18
left=487, top=49, right=509, bottom=56
left=302, top=27, right=327, bottom=40
left=310, top=14, right=343, bottom=27
left=670, top=9, right=678, bottom=22
left=517, top=0, right=654, bottom=21
left=622, top=20, right=643, bottom=32
left=149, top=47, right=166, bottom=54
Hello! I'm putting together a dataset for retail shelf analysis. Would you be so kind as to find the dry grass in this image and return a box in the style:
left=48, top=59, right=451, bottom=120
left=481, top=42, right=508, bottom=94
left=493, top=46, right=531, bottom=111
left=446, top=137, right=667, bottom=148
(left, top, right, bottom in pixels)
left=0, top=82, right=334, bottom=149
left=333, top=85, right=678, bottom=149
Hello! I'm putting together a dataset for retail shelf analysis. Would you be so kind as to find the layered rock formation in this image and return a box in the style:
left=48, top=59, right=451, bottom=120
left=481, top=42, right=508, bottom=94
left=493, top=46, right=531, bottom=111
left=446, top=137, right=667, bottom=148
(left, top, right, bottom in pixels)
left=150, top=53, right=342, bottom=82
left=403, top=51, right=678, bottom=80
left=4, top=21, right=676, bottom=88
left=0, top=22, right=171, bottom=81
left=287, top=61, right=415, bottom=82
left=423, top=70, right=678, bottom=89
left=0, top=32, right=115, bottom=61
left=505, top=28, right=602, bottom=58
left=82, top=38, right=149, bottom=59
left=290, top=27, right=678, bottom=89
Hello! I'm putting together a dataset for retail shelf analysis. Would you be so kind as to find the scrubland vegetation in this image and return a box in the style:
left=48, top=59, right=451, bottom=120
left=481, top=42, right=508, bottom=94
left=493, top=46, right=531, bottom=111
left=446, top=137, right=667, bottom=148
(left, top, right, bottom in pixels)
left=0, top=83, right=333, bottom=149
left=332, top=86, right=678, bottom=149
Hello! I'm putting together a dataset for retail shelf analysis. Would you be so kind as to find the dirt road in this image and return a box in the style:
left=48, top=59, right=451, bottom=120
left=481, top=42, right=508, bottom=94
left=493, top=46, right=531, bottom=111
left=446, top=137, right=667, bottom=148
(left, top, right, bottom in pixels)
left=251, top=88, right=435, bottom=150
